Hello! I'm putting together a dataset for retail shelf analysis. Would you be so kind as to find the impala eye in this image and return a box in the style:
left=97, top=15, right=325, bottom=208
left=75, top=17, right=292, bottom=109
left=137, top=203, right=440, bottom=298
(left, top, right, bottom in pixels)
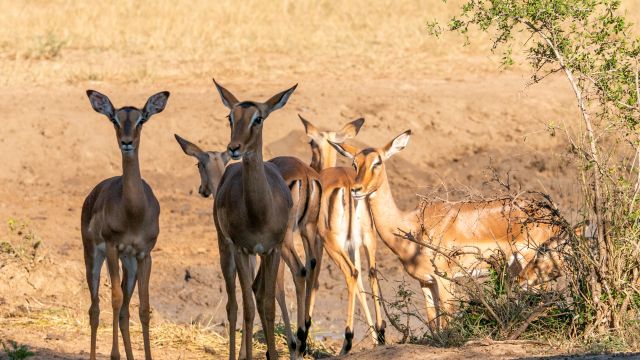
left=253, top=117, right=263, bottom=126
left=227, top=115, right=232, bottom=126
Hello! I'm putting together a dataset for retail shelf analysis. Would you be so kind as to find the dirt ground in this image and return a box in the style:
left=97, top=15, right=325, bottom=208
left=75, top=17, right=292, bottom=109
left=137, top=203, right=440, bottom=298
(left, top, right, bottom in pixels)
left=1, top=1, right=637, bottom=359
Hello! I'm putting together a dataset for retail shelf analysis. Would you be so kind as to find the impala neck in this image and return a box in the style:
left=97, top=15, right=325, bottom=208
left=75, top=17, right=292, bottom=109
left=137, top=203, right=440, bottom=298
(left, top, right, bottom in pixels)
left=242, top=138, right=273, bottom=223
left=367, top=170, right=421, bottom=261
left=122, top=149, right=146, bottom=215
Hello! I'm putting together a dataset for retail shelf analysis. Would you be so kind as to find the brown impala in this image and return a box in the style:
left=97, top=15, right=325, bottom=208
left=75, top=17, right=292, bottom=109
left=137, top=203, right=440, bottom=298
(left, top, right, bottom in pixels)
left=330, top=130, right=558, bottom=331
left=82, top=90, right=170, bottom=360
left=212, top=79, right=297, bottom=360
left=174, top=134, right=321, bottom=360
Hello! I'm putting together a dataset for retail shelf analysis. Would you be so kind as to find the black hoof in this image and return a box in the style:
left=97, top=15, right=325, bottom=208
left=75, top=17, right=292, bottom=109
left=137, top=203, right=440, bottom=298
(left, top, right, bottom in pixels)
left=342, top=329, right=354, bottom=354
left=297, top=327, right=308, bottom=354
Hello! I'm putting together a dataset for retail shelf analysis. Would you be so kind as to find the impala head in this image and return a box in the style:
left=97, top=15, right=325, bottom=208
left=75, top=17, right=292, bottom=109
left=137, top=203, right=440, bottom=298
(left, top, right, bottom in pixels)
left=175, top=134, right=230, bottom=198
left=86, top=90, right=170, bottom=156
left=212, top=79, right=297, bottom=160
left=299, top=115, right=365, bottom=170
left=329, top=130, right=411, bottom=200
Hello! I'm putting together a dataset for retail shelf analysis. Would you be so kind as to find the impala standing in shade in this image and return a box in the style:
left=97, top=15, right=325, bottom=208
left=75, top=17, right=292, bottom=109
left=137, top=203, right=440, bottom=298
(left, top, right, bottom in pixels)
left=330, top=130, right=558, bottom=331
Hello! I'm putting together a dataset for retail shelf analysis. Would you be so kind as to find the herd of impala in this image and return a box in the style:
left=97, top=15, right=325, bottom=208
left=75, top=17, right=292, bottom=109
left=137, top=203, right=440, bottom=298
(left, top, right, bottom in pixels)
left=80, top=80, right=560, bottom=360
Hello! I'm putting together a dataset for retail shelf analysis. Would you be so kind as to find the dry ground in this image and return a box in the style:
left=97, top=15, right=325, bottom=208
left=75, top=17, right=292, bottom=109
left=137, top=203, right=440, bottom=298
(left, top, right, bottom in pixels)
left=1, top=1, right=638, bottom=359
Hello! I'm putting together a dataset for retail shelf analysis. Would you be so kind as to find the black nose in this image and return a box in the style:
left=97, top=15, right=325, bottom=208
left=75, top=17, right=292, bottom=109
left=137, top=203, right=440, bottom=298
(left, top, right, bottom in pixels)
left=228, top=144, right=240, bottom=153
left=352, top=186, right=362, bottom=193
left=121, top=140, right=133, bottom=146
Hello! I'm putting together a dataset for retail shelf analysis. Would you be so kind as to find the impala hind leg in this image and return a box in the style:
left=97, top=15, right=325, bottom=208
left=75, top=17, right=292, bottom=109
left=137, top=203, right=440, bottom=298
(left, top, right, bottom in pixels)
left=363, top=231, right=385, bottom=344
left=324, top=244, right=358, bottom=355
left=137, top=255, right=153, bottom=360
left=261, top=248, right=282, bottom=360
left=353, top=248, right=377, bottom=345
left=281, top=240, right=306, bottom=359
left=253, top=260, right=295, bottom=359
left=119, top=255, right=138, bottom=360
left=300, top=178, right=322, bottom=349
left=106, top=245, right=123, bottom=360
left=84, top=244, right=105, bottom=360
left=274, top=261, right=296, bottom=359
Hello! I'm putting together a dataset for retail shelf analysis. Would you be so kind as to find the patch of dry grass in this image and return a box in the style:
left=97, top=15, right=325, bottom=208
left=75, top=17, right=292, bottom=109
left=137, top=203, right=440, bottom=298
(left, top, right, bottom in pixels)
left=0, top=1, right=638, bottom=85
left=2, top=307, right=334, bottom=358
left=0, top=0, right=502, bottom=85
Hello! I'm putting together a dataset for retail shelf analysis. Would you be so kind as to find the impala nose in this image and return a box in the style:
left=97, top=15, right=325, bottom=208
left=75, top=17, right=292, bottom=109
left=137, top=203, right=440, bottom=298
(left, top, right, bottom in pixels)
left=121, top=140, right=134, bottom=152
left=351, top=185, right=366, bottom=199
left=227, top=143, right=242, bottom=160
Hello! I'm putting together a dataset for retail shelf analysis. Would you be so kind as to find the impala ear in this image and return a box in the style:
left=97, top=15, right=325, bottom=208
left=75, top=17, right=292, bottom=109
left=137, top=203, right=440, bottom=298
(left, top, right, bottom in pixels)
left=264, top=84, right=297, bottom=114
left=382, top=130, right=411, bottom=160
left=86, top=90, right=115, bottom=119
left=299, top=114, right=320, bottom=138
left=175, top=134, right=207, bottom=162
left=328, top=140, right=358, bottom=160
left=143, top=91, right=170, bottom=119
left=334, top=117, right=365, bottom=143
left=212, top=78, right=239, bottom=109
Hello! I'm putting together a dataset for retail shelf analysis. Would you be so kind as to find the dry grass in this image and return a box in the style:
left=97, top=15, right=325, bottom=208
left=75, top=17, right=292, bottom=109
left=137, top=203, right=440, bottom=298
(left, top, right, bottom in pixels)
left=1, top=1, right=639, bottom=86
left=2, top=307, right=334, bottom=358
left=0, top=0, right=501, bottom=85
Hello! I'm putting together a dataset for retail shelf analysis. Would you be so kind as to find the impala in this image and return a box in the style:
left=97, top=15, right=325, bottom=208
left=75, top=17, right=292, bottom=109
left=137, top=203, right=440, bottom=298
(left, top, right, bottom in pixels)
left=82, top=90, right=170, bottom=360
left=175, top=135, right=321, bottom=359
left=330, top=130, right=558, bottom=330
left=213, top=79, right=296, bottom=360
left=300, top=116, right=386, bottom=355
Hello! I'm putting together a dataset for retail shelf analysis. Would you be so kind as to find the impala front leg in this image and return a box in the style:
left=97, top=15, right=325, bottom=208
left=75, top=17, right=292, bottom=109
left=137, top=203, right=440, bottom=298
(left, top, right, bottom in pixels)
left=236, top=252, right=256, bottom=360
left=84, top=244, right=105, bottom=360
left=119, top=256, right=138, bottom=360
left=363, top=225, right=385, bottom=344
left=137, top=254, right=153, bottom=360
left=219, top=240, right=239, bottom=360
left=106, top=244, right=123, bottom=360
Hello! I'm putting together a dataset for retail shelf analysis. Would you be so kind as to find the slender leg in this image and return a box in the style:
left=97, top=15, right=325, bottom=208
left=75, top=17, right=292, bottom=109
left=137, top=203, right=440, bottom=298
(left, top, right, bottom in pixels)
left=421, top=277, right=452, bottom=333
left=120, top=255, right=138, bottom=360
left=281, top=240, right=306, bottom=357
left=420, top=282, right=438, bottom=334
left=300, top=178, right=321, bottom=349
left=274, top=261, right=296, bottom=359
left=262, top=248, right=282, bottom=360
left=353, top=247, right=376, bottom=344
left=236, top=252, right=256, bottom=360
left=84, top=244, right=105, bottom=360
left=362, top=228, right=385, bottom=344
left=253, top=259, right=268, bottom=354
left=300, top=218, right=320, bottom=347
left=106, top=244, right=123, bottom=360
left=219, top=240, right=239, bottom=360
left=324, top=243, right=358, bottom=355
left=307, top=234, right=324, bottom=326
left=137, top=254, right=153, bottom=360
